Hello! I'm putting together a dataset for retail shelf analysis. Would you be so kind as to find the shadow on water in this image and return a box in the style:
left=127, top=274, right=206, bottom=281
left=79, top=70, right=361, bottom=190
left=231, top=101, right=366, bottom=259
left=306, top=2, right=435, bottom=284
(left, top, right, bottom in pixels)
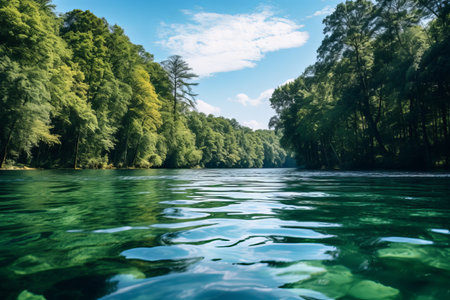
left=0, top=169, right=449, bottom=299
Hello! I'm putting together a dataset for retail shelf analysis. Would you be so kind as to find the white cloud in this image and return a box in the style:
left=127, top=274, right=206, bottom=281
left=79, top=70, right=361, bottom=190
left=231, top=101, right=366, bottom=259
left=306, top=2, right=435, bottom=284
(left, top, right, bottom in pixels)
left=281, top=78, right=295, bottom=86
left=243, top=120, right=264, bottom=130
left=196, top=99, right=221, bottom=115
left=307, top=5, right=335, bottom=19
left=233, top=88, right=274, bottom=107
left=232, top=77, right=294, bottom=107
left=159, top=9, right=309, bottom=77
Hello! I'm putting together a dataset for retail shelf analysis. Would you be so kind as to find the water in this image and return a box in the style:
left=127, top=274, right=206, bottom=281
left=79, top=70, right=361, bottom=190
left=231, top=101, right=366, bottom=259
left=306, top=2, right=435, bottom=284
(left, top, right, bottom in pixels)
left=0, top=169, right=449, bottom=300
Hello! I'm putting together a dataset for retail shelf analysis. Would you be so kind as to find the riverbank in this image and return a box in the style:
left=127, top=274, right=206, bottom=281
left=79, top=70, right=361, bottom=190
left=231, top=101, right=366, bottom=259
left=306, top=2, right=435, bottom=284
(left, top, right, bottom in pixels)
left=0, top=165, right=38, bottom=171
left=2, top=165, right=450, bottom=171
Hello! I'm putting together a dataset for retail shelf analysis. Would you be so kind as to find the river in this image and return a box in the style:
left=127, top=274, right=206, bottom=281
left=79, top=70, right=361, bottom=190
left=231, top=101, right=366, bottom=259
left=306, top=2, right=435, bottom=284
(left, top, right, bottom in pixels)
left=0, top=169, right=449, bottom=299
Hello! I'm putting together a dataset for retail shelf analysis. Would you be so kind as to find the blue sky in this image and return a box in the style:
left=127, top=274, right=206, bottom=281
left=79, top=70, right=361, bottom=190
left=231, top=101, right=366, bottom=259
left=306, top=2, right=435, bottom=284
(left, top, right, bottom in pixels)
left=53, top=0, right=341, bottom=129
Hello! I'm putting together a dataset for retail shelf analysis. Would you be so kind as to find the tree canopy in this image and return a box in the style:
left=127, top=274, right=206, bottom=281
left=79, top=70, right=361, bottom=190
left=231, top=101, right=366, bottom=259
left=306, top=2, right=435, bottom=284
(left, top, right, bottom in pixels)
left=270, top=0, right=450, bottom=169
left=162, top=55, right=199, bottom=122
left=0, top=1, right=292, bottom=169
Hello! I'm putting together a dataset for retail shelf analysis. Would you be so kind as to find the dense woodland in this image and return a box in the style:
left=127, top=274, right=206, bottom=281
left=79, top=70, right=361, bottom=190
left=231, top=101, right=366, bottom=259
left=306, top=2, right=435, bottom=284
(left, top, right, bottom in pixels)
left=0, top=0, right=292, bottom=169
left=270, top=0, right=449, bottom=169
left=2, top=0, right=449, bottom=171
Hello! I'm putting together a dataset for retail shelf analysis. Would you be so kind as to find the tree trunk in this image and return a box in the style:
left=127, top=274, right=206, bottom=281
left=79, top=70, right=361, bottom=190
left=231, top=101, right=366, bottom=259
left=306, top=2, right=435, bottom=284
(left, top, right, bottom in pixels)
left=0, top=120, right=18, bottom=169
left=173, top=77, right=178, bottom=123
left=73, top=129, right=81, bottom=169
left=0, top=136, right=11, bottom=169
left=173, top=98, right=177, bottom=122
left=329, top=140, right=341, bottom=167
left=132, top=125, right=146, bottom=167
left=418, top=98, right=432, bottom=168
left=354, top=46, right=389, bottom=155
left=362, top=98, right=388, bottom=154
left=131, top=142, right=140, bottom=167
left=439, top=82, right=449, bottom=144
left=123, top=126, right=130, bottom=167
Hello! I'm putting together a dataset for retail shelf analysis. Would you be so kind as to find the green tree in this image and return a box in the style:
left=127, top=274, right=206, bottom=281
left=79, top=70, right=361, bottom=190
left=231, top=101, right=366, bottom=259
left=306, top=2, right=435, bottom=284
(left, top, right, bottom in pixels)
left=117, top=66, right=162, bottom=167
left=0, top=58, right=59, bottom=168
left=161, top=55, right=198, bottom=122
left=319, top=0, right=389, bottom=156
left=0, top=0, right=66, bottom=168
left=61, top=9, right=133, bottom=168
left=270, top=0, right=450, bottom=169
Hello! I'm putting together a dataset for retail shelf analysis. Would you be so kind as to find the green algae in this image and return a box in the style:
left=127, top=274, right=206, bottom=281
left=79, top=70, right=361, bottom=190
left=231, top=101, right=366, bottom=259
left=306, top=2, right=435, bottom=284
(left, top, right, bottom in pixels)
left=348, top=280, right=399, bottom=299
left=17, top=290, right=46, bottom=300
left=285, top=262, right=400, bottom=300
left=377, top=243, right=450, bottom=271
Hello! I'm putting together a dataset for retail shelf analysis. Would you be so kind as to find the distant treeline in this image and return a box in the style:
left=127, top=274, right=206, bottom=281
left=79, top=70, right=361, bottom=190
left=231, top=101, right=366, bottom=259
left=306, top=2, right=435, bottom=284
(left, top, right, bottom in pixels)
left=270, top=0, right=449, bottom=169
left=0, top=0, right=293, bottom=169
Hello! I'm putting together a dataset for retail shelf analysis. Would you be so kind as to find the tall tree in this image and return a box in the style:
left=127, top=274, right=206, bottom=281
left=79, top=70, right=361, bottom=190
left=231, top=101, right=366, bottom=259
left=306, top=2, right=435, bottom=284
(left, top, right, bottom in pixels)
left=161, top=55, right=198, bottom=122
left=318, top=0, right=389, bottom=156
left=270, top=0, right=450, bottom=169
left=117, top=66, right=162, bottom=167
left=0, top=0, right=64, bottom=168
left=61, top=9, right=133, bottom=168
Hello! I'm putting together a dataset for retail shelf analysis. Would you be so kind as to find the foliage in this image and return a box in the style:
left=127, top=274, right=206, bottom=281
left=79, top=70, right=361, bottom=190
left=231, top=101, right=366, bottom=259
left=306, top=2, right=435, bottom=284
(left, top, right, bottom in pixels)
left=271, top=0, right=450, bottom=169
left=0, top=1, right=289, bottom=169
left=161, top=55, right=198, bottom=122
left=0, top=0, right=63, bottom=168
left=186, top=112, right=289, bottom=168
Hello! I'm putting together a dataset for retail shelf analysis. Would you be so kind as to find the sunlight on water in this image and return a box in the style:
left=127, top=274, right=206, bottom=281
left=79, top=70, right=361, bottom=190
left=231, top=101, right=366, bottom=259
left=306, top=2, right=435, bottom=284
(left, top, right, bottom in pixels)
left=0, top=169, right=449, bottom=299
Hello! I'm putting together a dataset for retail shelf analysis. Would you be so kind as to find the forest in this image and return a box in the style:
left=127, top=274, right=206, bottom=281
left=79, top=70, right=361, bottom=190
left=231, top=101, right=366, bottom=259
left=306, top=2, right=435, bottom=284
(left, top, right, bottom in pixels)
left=270, top=0, right=449, bottom=169
left=0, top=0, right=292, bottom=169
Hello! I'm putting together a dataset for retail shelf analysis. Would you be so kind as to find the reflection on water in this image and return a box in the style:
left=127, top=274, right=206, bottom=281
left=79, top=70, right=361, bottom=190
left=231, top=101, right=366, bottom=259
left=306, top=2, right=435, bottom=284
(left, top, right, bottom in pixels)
left=0, top=169, right=449, bottom=299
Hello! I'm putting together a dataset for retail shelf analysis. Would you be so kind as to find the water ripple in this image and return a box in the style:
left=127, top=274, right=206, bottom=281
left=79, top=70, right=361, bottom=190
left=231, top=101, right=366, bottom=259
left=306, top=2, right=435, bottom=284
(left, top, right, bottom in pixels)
left=121, top=242, right=335, bottom=264
left=1, top=169, right=449, bottom=300
left=378, top=237, right=434, bottom=245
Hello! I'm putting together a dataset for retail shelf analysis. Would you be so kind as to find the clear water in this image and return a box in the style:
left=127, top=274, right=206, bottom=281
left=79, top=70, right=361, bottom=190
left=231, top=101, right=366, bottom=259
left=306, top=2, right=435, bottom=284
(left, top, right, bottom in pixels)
left=0, top=169, right=449, bottom=300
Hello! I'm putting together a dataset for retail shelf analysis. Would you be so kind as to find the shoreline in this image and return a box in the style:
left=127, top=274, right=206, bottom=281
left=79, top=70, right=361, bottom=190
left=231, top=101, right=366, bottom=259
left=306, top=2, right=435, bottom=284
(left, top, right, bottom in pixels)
left=1, top=166, right=450, bottom=172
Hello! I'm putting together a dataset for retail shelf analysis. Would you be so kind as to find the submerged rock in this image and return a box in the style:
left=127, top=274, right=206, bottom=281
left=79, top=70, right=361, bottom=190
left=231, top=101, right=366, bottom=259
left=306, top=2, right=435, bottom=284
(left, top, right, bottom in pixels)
left=296, top=264, right=354, bottom=299
left=377, top=244, right=425, bottom=260
left=359, top=217, right=392, bottom=225
left=17, top=290, right=46, bottom=300
left=348, top=280, right=399, bottom=299
left=11, top=255, right=53, bottom=275
left=271, top=261, right=327, bottom=286
left=377, top=243, right=450, bottom=271
left=285, top=262, right=400, bottom=299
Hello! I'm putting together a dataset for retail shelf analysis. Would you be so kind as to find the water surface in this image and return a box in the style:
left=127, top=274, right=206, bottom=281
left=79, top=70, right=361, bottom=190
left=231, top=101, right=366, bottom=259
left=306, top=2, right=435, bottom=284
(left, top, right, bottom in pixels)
left=0, top=169, right=449, bottom=299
